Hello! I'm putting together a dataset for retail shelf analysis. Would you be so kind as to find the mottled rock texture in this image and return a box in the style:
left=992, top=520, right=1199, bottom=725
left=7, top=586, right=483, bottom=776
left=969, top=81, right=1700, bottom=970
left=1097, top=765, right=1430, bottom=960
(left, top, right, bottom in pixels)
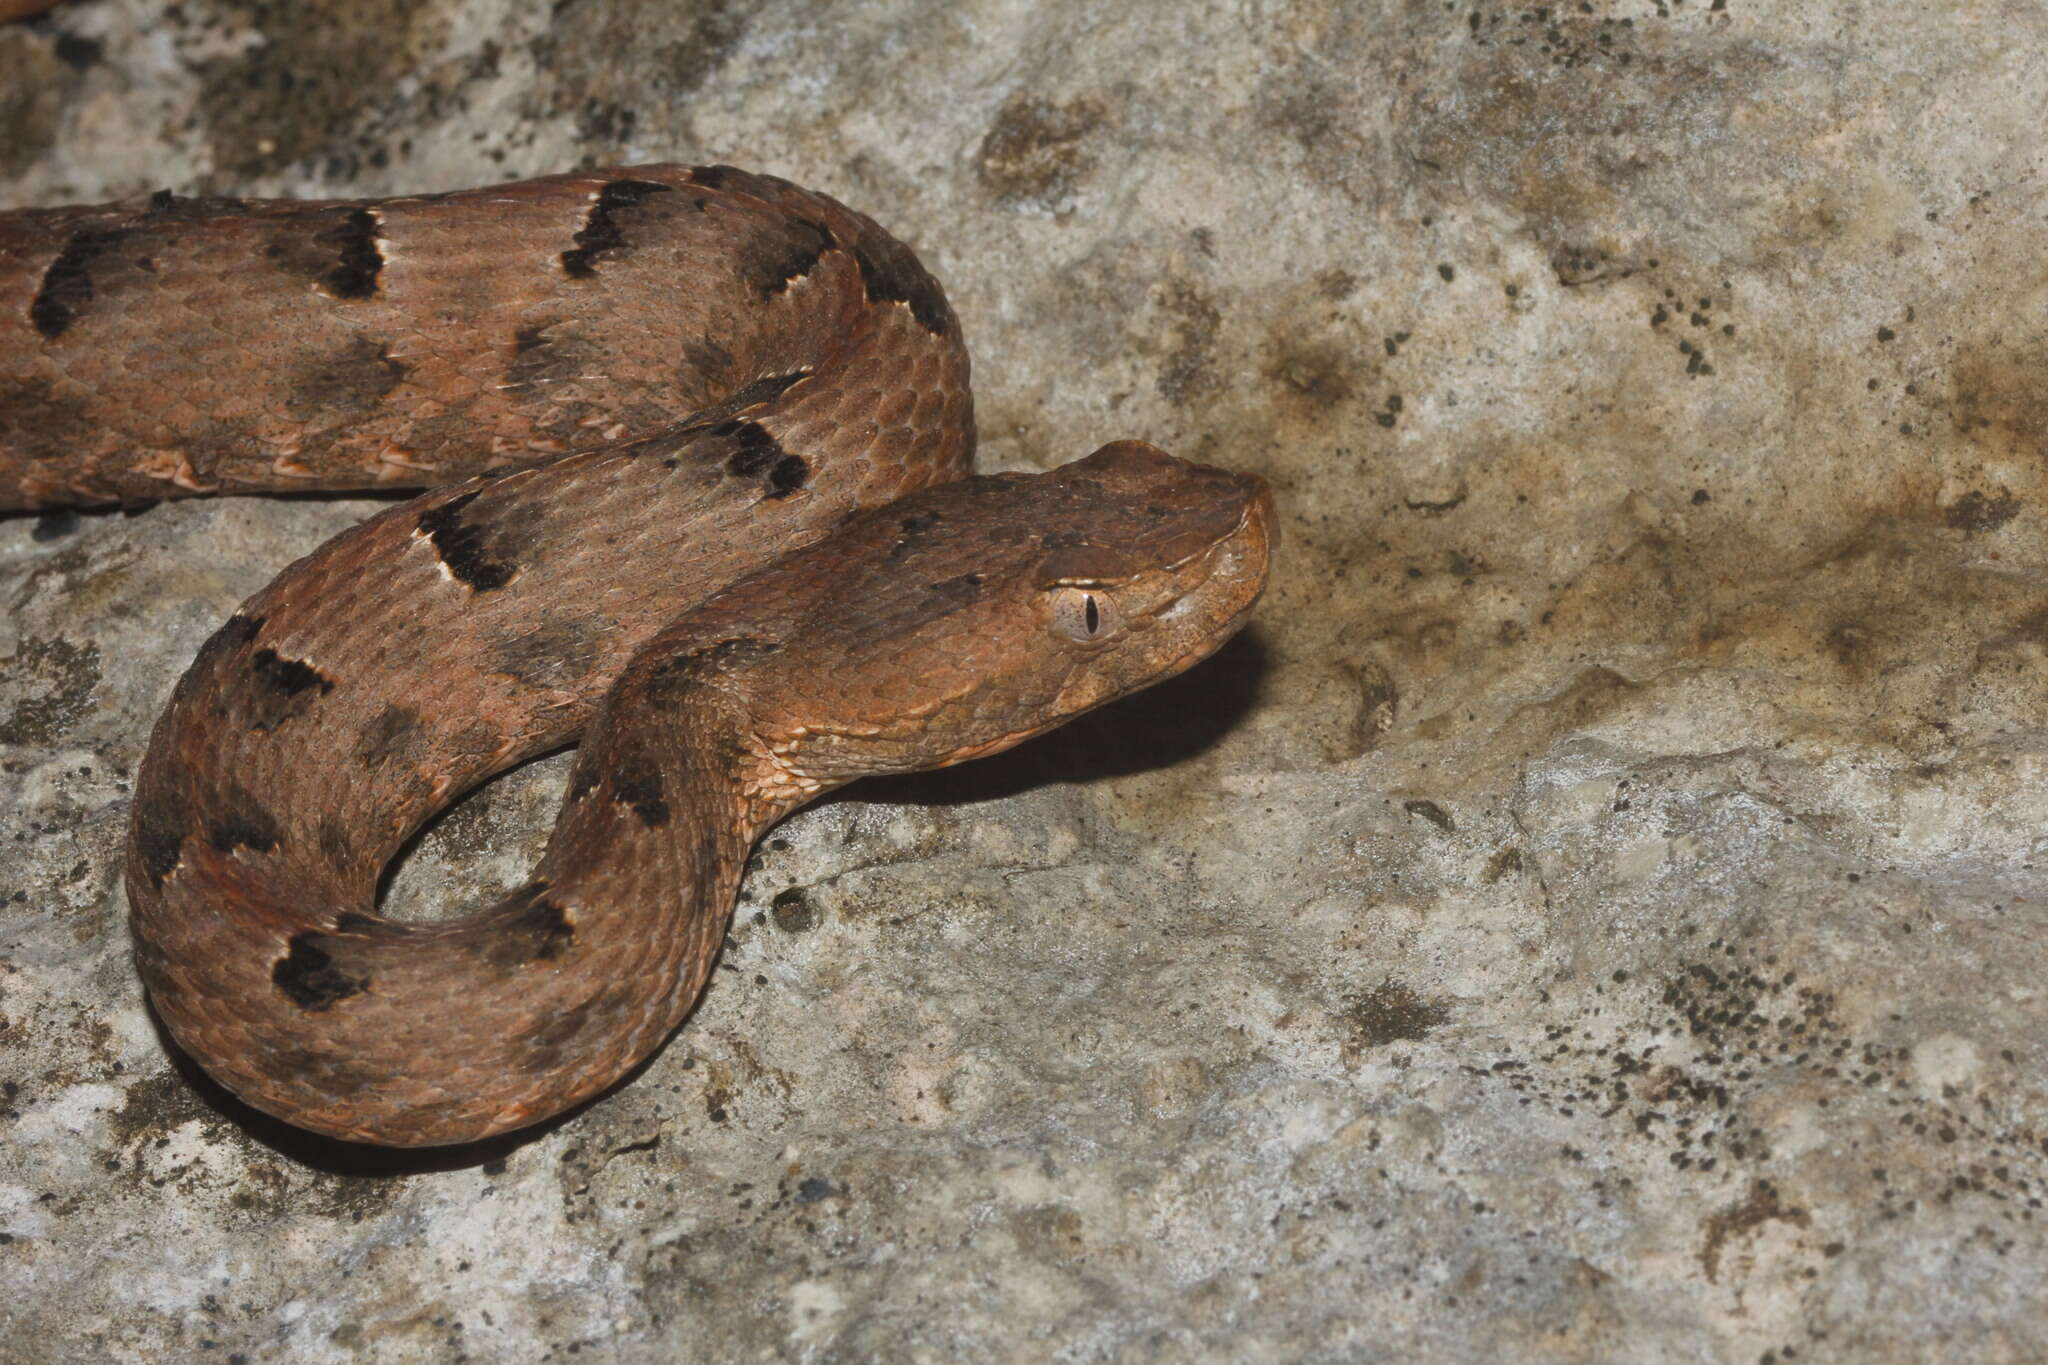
left=3, top=1, right=2046, bottom=1360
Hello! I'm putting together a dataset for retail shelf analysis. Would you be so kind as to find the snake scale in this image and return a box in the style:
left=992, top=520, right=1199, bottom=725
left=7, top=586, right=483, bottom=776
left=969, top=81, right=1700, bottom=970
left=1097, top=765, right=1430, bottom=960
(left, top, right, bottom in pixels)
left=1, top=164, right=1272, bottom=1146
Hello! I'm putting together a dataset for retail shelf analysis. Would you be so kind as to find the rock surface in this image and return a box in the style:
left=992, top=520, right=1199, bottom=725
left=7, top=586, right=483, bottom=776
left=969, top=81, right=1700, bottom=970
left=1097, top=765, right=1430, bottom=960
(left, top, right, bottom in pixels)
left=3, top=0, right=2046, bottom=1360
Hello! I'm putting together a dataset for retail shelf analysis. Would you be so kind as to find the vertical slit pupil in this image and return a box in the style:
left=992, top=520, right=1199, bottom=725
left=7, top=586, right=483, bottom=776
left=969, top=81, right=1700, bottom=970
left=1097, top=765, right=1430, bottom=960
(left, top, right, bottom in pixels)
left=1084, top=596, right=1099, bottom=634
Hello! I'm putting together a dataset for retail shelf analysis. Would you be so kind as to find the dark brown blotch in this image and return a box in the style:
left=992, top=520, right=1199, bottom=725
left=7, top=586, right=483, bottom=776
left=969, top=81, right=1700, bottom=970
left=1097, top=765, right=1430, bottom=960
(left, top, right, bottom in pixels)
left=680, top=336, right=737, bottom=382
left=510, top=322, right=550, bottom=368
left=284, top=335, right=407, bottom=420
left=560, top=178, right=676, bottom=278
left=207, top=780, right=281, bottom=857
left=262, top=207, right=384, bottom=300
left=30, top=226, right=126, bottom=340
left=418, top=489, right=517, bottom=592
left=766, top=453, right=808, bottom=497
left=132, top=783, right=188, bottom=890
left=514, top=993, right=597, bottom=1063
left=740, top=216, right=836, bottom=300
left=689, top=163, right=775, bottom=195
left=485, top=880, right=575, bottom=967
left=609, top=754, right=670, bottom=828
left=641, top=636, right=783, bottom=710
left=272, top=934, right=367, bottom=1010
left=714, top=420, right=809, bottom=498
left=501, top=320, right=601, bottom=399
left=488, top=615, right=605, bottom=690
left=261, top=1044, right=385, bottom=1094
left=165, top=617, right=252, bottom=709
left=850, top=241, right=951, bottom=335
left=0, top=377, right=97, bottom=466
left=184, top=614, right=263, bottom=685
left=355, top=703, right=423, bottom=770
left=716, top=419, right=784, bottom=476
left=319, top=208, right=383, bottom=299
left=246, top=647, right=335, bottom=731
left=890, top=511, right=943, bottom=561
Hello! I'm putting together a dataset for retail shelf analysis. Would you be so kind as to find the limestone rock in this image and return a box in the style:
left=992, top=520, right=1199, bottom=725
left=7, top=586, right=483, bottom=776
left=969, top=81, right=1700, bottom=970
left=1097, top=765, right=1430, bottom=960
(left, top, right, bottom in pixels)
left=2, top=1, right=2044, bottom=1359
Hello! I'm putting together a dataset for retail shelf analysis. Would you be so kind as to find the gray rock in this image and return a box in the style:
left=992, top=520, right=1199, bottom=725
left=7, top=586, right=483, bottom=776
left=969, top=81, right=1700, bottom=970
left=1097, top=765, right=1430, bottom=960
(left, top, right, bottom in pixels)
left=3, top=0, right=2045, bottom=1360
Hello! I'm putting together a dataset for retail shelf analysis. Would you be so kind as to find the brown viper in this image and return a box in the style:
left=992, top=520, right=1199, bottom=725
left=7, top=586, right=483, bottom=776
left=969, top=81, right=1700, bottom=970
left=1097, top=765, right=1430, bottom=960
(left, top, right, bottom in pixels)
left=1, top=165, right=1272, bottom=1146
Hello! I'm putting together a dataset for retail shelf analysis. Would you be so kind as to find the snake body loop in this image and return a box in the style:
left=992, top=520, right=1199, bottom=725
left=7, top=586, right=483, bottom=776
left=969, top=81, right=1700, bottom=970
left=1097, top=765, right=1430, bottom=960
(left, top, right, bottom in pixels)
left=3, top=165, right=1271, bottom=1145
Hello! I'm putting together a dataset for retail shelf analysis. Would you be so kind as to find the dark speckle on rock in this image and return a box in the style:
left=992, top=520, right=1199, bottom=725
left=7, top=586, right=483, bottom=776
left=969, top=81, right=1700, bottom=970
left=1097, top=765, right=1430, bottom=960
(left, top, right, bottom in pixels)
left=52, top=34, right=105, bottom=73
left=1347, top=979, right=1453, bottom=1051
left=770, top=887, right=819, bottom=933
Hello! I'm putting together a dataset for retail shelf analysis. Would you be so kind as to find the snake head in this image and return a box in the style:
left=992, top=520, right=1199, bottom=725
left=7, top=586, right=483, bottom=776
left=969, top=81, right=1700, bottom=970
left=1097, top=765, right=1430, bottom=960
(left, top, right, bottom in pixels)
left=692, top=440, right=1273, bottom=793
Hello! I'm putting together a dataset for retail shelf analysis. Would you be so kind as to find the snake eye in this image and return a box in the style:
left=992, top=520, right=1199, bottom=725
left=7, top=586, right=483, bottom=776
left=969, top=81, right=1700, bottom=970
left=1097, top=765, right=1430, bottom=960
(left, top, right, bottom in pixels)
left=1050, top=586, right=1120, bottom=642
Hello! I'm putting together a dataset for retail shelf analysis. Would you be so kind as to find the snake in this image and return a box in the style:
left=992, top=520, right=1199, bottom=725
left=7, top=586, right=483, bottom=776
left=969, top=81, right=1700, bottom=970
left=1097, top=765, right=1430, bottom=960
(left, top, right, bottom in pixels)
left=1, top=163, right=1272, bottom=1147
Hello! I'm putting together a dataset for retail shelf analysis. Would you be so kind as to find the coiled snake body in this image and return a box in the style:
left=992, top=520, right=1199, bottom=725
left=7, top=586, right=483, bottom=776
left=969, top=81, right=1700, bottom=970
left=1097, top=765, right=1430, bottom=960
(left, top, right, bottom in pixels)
left=1, top=165, right=1271, bottom=1146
